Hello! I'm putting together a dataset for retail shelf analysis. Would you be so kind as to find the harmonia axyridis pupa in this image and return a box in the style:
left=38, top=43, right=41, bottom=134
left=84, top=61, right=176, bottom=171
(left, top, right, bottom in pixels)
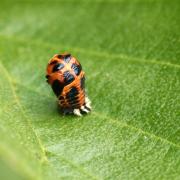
left=46, top=53, right=91, bottom=116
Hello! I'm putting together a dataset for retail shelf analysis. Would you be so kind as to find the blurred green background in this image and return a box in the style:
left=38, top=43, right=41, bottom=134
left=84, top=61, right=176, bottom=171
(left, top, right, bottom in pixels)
left=0, top=0, right=179, bottom=179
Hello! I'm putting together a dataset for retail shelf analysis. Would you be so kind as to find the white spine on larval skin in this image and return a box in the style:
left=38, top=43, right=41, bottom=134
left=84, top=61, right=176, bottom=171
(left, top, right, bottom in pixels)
left=73, top=96, right=91, bottom=116
left=85, top=96, right=91, bottom=109
left=73, top=109, right=82, bottom=116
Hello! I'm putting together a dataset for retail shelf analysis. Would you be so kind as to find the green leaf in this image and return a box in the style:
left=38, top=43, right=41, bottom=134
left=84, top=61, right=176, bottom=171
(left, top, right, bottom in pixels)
left=0, top=0, right=179, bottom=179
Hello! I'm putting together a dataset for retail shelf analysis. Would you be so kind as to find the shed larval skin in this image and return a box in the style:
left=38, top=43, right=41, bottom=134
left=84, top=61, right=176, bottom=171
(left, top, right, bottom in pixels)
left=46, top=53, right=91, bottom=116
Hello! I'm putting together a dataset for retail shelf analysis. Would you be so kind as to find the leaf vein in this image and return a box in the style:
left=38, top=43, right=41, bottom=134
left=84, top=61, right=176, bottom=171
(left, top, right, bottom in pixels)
left=93, top=112, right=180, bottom=149
left=0, top=34, right=179, bottom=69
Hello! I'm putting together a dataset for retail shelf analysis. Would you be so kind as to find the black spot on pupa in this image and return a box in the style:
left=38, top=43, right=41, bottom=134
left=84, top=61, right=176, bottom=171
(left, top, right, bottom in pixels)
left=52, top=63, right=64, bottom=72
left=63, top=71, right=75, bottom=85
left=57, top=55, right=63, bottom=59
left=52, top=80, right=64, bottom=97
left=66, top=87, right=79, bottom=99
left=80, top=76, right=85, bottom=89
left=68, top=97, right=79, bottom=105
left=45, top=75, right=50, bottom=79
left=64, top=54, right=71, bottom=63
left=66, top=87, right=79, bottom=98
left=59, top=96, right=64, bottom=100
left=71, top=63, right=81, bottom=76
left=46, top=75, right=50, bottom=83
left=50, top=60, right=58, bottom=65
left=66, top=87, right=80, bottom=108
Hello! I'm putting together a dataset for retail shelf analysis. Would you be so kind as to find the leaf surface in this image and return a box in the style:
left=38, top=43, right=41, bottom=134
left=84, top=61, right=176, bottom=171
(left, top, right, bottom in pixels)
left=0, top=0, right=179, bottom=179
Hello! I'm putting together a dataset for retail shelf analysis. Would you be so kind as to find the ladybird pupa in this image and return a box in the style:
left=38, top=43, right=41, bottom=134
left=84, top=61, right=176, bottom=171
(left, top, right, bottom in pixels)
left=46, top=53, right=91, bottom=116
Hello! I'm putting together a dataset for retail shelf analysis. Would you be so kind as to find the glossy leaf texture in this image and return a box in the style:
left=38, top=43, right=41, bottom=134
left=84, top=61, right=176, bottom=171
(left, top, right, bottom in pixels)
left=0, top=0, right=179, bottom=179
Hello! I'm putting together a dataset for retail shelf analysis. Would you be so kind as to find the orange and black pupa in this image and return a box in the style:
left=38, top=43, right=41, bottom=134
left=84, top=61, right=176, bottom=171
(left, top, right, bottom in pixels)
left=46, top=53, right=91, bottom=116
